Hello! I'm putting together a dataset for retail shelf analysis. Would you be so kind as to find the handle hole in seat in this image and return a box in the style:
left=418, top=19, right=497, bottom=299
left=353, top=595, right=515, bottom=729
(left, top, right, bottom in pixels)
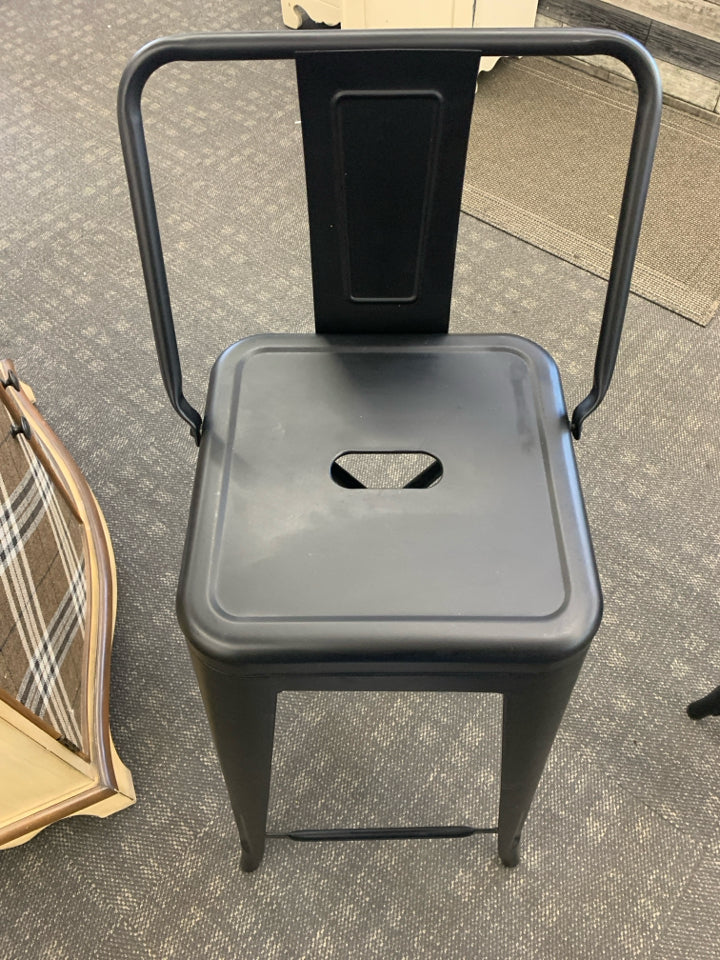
left=331, top=452, right=443, bottom=489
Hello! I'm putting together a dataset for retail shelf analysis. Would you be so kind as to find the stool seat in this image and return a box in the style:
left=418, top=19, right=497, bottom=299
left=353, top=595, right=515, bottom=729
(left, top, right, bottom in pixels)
left=179, top=333, right=601, bottom=670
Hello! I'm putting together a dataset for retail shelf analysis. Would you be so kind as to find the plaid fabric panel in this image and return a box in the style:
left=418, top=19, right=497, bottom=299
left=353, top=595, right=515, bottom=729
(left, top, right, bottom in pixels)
left=0, top=405, right=86, bottom=750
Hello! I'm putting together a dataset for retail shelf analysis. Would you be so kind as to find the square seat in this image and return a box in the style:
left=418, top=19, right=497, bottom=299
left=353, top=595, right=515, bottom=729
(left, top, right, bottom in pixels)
left=178, top=333, right=601, bottom=671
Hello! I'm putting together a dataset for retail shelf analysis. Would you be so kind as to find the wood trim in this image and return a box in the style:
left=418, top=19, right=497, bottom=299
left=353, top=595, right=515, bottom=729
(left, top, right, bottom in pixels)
left=0, top=785, right=115, bottom=847
left=538, top=0, right=652, bottom=39
left=0, top=697, right=95, bottom=777
left=4, top=364, right=116, bottom=780
left=646, top=19, right=720, bottom=82
left=618, top=1, right=720, bottom=44
left=0, top=688, right=62, bottom=742
left=0, top=364, right=82, bottom=523
left=538, top=0, right=720, bottom=80
left=0, top=360, right=135, bottom=846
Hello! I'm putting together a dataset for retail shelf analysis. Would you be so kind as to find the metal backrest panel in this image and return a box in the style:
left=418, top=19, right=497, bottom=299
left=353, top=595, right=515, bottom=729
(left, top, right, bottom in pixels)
left=117, top=29, right=662, bottom=442
left=296, top=50, right=479, bottom=335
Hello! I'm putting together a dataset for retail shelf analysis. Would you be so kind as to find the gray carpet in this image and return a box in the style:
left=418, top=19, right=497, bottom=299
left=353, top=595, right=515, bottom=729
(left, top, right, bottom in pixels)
left=2, top=2, right=720, bottom=958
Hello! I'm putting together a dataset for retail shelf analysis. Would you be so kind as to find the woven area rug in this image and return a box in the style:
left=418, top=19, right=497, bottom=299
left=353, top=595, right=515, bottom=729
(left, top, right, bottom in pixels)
left=463, top=57, right=720, bottom=326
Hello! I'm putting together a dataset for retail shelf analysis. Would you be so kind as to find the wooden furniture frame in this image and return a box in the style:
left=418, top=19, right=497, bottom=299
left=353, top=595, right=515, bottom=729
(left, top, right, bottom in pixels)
left=280, top=0, right=541, bottom=71
left=0, top=360, right=134, bottom=848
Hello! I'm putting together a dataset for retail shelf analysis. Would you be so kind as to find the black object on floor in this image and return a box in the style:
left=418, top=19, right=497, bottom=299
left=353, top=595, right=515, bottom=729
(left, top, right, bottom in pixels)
left=268, top=826, right=499, bottom=842
left=118, top=28, right=661, bottom=873
left=687, top=685, right=720, bottom=719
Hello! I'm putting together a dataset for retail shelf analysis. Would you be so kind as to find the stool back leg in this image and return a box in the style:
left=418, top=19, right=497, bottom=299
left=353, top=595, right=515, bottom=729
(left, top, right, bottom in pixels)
left=191, top=658, right=277, bottom=872
left=498, top=655, right=586, bottom=866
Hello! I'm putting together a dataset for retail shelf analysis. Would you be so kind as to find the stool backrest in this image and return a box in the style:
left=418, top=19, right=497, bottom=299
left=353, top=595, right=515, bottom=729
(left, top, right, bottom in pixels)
left=297, top=49, right=479, bottom=335
left=118, top=29, right=662, bottom=444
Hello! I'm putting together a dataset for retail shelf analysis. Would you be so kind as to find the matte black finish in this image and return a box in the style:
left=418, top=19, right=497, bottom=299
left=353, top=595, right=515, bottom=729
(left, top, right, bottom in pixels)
left=0, top=369, right=20, bottom=391
left=117, top=28, right=662, bottom=440
left=296, top=50, right=479, bottom=334
left=187, top=651, right=588, bottom=872
left=179, top=335, right=600, bottom=667
left=10, top=416, right=32, bottom=440
left=271, top=826, right=498, bottom=841
left=687, top=684, right=720, bottom=719
left=118, top=29, right=661, bottom=873
left=192, top=669, right=276, bottom=872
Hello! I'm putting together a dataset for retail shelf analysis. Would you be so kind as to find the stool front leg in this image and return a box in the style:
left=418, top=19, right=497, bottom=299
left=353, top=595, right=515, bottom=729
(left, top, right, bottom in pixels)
left=191, top=658, right=277, bottom=872
left=498, top=656, right=585, bottom=867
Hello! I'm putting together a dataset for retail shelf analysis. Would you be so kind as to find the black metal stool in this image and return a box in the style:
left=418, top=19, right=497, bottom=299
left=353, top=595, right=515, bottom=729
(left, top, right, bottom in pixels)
left=118, top=28, right=661, bottom=872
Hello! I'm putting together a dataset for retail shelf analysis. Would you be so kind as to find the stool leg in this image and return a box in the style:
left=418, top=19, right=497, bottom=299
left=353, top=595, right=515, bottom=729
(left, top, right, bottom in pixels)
left=498, top=657, right=584, bottom=867
left=687, top=683, right=720, bottom=719
left=191, top=659, right=277, bottom=872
